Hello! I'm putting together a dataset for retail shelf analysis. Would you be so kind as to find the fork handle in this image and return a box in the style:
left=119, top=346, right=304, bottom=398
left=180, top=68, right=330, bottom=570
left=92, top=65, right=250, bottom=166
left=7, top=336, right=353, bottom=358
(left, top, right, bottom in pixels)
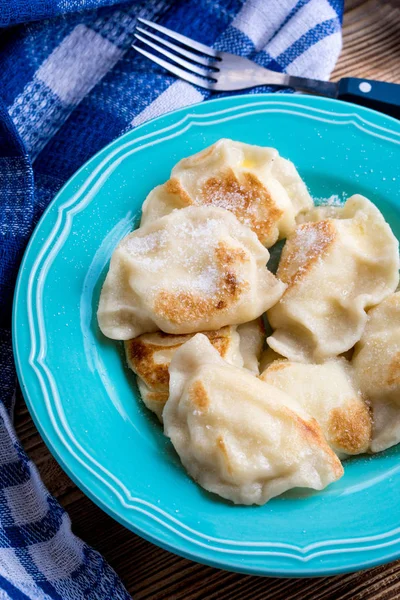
left=337, top=78, right=400, bottom=120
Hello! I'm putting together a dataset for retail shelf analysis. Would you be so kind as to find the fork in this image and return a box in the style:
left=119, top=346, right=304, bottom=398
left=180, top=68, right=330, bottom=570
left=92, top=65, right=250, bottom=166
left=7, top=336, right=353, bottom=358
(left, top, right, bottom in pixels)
left=133, top=18, right=400, bottom=119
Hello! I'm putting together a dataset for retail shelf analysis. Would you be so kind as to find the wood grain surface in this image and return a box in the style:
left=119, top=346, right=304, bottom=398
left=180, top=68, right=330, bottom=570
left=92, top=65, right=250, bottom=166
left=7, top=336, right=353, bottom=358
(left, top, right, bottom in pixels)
left=14, top=1, right=400, bottom=598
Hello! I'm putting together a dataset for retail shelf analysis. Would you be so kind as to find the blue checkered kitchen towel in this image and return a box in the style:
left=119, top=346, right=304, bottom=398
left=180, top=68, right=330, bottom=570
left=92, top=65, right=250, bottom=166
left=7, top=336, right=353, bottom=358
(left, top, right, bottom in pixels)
left=0, top=1, right=343, bottom=597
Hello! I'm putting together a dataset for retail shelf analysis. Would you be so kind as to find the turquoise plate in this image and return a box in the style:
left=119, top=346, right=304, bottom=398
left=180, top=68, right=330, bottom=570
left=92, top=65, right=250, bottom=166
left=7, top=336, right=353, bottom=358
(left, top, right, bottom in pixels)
left=13, top=95, right=400, bottom=577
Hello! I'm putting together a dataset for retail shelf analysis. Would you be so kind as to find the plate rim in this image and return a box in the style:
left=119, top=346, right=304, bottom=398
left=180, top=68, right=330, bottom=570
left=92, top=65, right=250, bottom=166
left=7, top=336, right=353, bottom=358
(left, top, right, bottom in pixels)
left=12, top=93, right=400, bottom=578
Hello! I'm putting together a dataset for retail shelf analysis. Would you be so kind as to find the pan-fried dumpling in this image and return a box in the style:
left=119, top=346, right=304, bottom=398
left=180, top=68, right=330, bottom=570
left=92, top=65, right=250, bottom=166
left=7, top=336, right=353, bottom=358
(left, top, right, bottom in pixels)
left=125, top=326, right=243, bottom=420
left=352, top=293, right=400, bottom=452
left=236, top=318, right=265, bottom=374
left=267, top=195, right=399, bottom=362
left=163, top=334, right=343, bottom=505
left=126, top=319, right=264, bottom=420
left=98, top=206, right=285, bottom=340
left=140, top=139, right=313, bottom=247
left=260, top=358, right=371, bottom=458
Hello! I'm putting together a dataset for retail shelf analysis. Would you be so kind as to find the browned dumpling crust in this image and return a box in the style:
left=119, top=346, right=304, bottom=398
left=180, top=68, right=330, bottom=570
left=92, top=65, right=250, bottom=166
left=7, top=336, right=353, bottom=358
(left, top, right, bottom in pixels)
left=126, top=318, right=264, bottom=420
left=163, top=334, right=343, bottom=505
left=140, top=139, right=313, bottom=247
left=267, top=195, right=399, bottom=363
left=98, top=206, right=285, bottom=340
left=260, top=358, right=371, bottom=458
left=352, top=292, right=400, bottom=453
left=125, top=326, right=242, bottom=420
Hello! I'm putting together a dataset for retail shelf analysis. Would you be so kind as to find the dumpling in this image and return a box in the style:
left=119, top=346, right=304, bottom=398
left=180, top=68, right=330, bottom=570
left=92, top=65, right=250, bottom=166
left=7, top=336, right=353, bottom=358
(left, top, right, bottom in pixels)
left=353, top=293, right=400, bottom=405
left=126, top=319, right=264, bottom=420
left=140, top=139, right=313, bottom=247
left=267, top=195, right=399, bottom=362
left=260, top=358, right=371, bottom=458
left=125, top=326, right=243, bottom=420
left=236, top=318, right=265, bottom=374
left=163, top=334, right=343, bottom=505
left=352, top=292, right=400, bottom=452
left=98, top=206, right=285, bottom=340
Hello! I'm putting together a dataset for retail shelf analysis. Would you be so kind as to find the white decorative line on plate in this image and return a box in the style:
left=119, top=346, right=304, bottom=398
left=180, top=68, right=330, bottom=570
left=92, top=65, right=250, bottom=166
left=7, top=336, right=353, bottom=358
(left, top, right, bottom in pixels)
left=24, top=100, right=400, bottom=562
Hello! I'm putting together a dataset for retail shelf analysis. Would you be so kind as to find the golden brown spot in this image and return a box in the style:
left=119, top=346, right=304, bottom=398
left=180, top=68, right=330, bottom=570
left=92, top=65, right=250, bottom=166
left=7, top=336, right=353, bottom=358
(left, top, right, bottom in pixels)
left=286, top=410, right=321, bottom=443
left=125, top=336, right=188, bottom=390
left=299, top=418, right=323, bottom=441
left=154, top=283, right=247, bottom=324
left=154, top=242, right=249, bottom=325
left=127, top=327, right=235, bottom=409
left=387, top=351, right=400, bottom=386
left=264, top=361, right=288, bottom=374
left=146, top=391, right=169, bottom=404
left=216, top=435, right=233, bottom=475
left=126, top=339, right=171, bottom=390
left=224, top=273, right=238, bottom=295
left=286, top=409, right=343, bottom=479
left=328, top=400, right=372, bottom=455
left=203, top=327, right=232, bottom=358
left=277, top=220, right=336, bottom=290
left=164, top=178, right=193, bottom=206
left=155, top=291, right=220, bottom=325
left=214, top=242, right=247, bottom=266
left=214, top=241, right=247, bottom=266
left=201, top=169, right=283, bottom=244
left=189, top=380, right=209, bottom=410
left=127, top=338, right=147, bottom=363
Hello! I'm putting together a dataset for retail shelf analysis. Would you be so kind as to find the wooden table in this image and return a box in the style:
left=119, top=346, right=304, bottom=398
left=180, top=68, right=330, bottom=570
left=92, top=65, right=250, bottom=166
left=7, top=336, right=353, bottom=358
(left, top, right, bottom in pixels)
left=15, top=1, right=400, bottom=597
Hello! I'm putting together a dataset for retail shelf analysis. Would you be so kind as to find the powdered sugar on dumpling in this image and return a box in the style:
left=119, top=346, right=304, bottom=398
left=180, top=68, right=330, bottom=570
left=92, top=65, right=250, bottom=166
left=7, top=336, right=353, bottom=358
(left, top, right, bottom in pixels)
left=267, top=195, right=399, bottom=362
left=140, top=139, right=313, bottom=247
left=98, top=206, right=285, bottom=340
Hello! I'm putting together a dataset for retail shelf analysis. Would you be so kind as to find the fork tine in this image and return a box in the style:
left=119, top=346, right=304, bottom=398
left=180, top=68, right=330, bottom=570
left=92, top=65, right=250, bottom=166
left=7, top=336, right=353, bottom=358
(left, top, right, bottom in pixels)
left=134, top=34, right=214, bottom=78
left=133, top=45, right=212, bottom=90
left=135, top=26, right=216, bottom=68
left=137, top=17, right=219, bottom=59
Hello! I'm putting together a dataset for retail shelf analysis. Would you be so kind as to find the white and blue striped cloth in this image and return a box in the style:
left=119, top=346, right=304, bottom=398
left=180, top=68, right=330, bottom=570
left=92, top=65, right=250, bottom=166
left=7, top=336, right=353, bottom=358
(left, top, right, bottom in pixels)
left=0, top=0, right=343, bottom=597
